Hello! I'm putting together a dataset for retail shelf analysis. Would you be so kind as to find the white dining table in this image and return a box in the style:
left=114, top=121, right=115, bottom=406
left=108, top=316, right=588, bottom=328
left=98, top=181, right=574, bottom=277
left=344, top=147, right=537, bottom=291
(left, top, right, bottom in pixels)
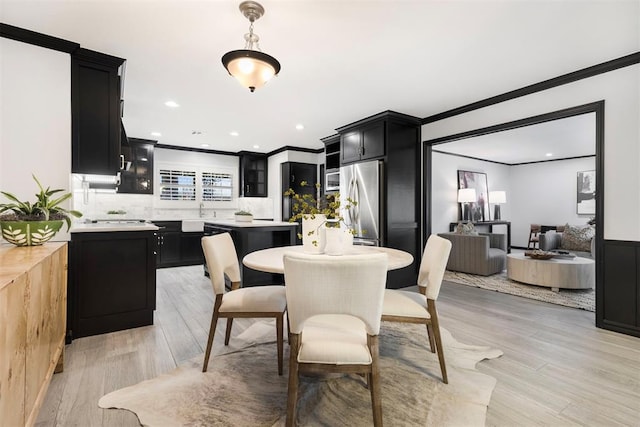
left=242, top=245, right=414, bottom=274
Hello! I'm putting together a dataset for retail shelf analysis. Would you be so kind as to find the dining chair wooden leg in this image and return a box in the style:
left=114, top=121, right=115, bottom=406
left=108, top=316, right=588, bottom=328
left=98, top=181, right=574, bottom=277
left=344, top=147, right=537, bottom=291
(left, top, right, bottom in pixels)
left=428, top=300, right=448, bottom=384
left=202, top=310, right=220, bottom=372
left=285, top=310, right=291, bottom=345
left=426, top=323, right=436, bottom=353
left=224, top=318, right=234, bottom=345
left=368, top=335, right=383, bottom=427
left=286, top=334, right=301, bottom=427
left=276, top=314, right=284, bottom=375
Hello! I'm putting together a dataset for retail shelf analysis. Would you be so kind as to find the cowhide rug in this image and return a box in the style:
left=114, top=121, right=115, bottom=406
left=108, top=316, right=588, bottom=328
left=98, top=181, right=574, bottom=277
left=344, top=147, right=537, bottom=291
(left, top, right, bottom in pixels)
left=99, top=321, right=502, bottom=426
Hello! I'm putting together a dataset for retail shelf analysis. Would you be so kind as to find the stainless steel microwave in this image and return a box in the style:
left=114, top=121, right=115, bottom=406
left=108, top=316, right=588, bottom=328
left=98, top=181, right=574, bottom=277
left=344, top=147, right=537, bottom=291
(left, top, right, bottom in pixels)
left=325, top=170, right=340, bottom=192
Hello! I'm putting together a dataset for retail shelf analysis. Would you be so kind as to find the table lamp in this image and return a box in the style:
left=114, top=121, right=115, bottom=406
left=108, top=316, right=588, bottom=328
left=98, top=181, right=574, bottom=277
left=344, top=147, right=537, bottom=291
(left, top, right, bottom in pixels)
left=489, top=190, right=506, bottom=220
left=458, top=188, right=476, bottom=221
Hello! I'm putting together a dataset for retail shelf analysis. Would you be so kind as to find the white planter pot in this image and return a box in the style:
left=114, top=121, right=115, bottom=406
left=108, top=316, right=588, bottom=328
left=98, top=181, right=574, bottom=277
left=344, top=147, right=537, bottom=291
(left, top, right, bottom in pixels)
left=342, top=230, right=354, bottom=251
left=302, top=214, right=326, bottom=254
left=324, top=227, right=344, bottom=256
left=235, top=215, right=253, bottom=222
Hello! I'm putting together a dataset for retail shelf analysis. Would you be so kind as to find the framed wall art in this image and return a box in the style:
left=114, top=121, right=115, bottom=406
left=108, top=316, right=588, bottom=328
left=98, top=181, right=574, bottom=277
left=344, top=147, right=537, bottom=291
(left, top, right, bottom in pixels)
left=458, top=170, right=489, bottom=222
left=577, top=170, right=596, bottom=215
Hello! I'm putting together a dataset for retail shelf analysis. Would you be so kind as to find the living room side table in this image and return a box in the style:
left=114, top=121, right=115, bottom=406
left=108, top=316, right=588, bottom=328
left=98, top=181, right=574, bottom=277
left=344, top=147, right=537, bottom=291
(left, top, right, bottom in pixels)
left=506, top=253, right=595, bottom=292
left=449, top=220, right=511, bottom=253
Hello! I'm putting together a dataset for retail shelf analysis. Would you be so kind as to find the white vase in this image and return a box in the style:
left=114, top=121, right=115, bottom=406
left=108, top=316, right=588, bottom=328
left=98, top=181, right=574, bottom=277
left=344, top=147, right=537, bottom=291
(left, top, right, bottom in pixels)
left=342, top=230, right=354, bottom=252
left=324, top=226, right=344, bottom=256
left=302, top=214, right=326, bottom=254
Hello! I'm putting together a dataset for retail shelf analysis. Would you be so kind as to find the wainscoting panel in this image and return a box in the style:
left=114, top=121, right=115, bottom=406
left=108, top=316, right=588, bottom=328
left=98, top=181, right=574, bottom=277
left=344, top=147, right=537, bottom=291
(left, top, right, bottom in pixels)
left=599, top=240, right=640, bottom=337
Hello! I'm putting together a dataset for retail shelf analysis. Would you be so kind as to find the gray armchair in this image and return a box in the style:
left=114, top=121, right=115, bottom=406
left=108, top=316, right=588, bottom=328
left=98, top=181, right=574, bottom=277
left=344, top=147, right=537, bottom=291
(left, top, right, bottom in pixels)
left=437, top=232, right=507, bottom=276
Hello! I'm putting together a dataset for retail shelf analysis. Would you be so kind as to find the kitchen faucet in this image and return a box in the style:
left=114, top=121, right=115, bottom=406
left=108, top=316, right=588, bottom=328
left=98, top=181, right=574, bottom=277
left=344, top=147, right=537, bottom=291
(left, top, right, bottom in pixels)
left=199, top=202, right=204, bottom=218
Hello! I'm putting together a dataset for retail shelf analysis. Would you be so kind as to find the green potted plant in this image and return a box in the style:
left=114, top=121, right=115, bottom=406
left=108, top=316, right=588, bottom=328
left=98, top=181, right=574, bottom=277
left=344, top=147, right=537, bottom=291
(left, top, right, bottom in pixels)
left=284, top=181, right=356, bottom=254
left=234, top=210, right=254, bottom=222
left=0, top=174, right=82, bottom=246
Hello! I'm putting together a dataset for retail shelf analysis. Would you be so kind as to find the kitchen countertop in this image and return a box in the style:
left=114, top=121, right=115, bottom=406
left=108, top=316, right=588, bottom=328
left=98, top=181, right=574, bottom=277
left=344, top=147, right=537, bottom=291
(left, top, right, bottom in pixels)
left=70, top=223, right=159, bottom=233
left=204, top=219, right=297, bottom=228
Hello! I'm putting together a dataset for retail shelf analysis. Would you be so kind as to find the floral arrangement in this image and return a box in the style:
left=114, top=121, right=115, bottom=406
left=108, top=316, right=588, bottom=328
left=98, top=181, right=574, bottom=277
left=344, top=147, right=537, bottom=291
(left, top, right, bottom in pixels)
left=234, top=210, right=253, bottom=216
left=284, top=181, right=356, bottom=243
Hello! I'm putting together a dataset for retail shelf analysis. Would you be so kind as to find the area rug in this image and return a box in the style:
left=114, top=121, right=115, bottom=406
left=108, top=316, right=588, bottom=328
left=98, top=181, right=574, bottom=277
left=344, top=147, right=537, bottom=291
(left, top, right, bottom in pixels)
left=444, top=270, right=595, bottom=312
left=99, top=320, right=502, bottom=426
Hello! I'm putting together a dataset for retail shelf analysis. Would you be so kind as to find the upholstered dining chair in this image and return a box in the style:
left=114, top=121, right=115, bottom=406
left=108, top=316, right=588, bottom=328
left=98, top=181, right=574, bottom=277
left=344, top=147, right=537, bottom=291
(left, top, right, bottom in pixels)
left=283, top=252, right=389, bottom=427
left=381, top=234, right=452, bottom=383
left=201, top=233, right=286, bottom=374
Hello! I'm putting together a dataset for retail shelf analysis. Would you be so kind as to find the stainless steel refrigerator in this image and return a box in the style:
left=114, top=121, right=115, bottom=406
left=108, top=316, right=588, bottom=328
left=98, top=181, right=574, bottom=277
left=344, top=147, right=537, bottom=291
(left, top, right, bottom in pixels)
left=339, top=160, right=384, bottom=246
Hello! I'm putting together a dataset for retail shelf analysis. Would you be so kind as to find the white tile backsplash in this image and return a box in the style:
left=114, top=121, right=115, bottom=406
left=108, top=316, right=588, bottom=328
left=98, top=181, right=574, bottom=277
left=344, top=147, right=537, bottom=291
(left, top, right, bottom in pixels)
left=72, top=175, right=274, bottom=222
left=236, top=197, right=274, bottom=219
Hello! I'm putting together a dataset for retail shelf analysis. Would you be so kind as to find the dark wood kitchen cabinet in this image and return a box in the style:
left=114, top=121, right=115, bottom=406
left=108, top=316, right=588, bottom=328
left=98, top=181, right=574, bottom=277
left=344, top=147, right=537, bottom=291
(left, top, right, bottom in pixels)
left=239, top=152, right=268, bottom=197
left=322, top=134, right=341, bottom=170
left=181, top=232, right=205, bottom=265
left=281, top=161, right=317, bottom=221
left=153, top=221, right=204, bottom=268
left=71, top=48, right=126, bottom=175
left=118, top=137, right=155, bottom=194
left=67, top=230, right=156, bottom=341
left=340, top=121, right=385, bottom=164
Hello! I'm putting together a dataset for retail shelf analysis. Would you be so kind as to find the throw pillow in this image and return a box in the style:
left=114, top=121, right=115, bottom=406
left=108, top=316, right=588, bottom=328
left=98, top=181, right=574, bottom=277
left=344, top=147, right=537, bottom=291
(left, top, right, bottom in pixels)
left=455, top=222, right=478, bottom=235
left=561, top=223, right=595, bottom=252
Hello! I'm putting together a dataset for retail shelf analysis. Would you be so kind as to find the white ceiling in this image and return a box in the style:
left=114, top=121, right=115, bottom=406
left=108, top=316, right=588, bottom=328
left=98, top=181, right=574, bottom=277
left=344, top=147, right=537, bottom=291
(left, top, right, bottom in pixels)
left=434, top=112, right=596, bottom=164
left=2, top=1, right=638, bottom=155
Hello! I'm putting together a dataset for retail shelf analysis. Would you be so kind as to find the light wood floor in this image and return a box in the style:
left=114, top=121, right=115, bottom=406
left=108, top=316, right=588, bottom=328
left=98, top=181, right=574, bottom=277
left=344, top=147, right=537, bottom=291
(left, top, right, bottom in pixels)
left=36, top=266, right=640, bottom=426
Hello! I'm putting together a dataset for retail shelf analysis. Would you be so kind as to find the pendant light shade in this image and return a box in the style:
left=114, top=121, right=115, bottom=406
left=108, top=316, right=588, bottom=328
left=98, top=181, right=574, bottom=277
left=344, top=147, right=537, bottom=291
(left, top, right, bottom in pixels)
left=222, top=49, right=281, bottom=93
left=222, top=1, right=281, bottom=92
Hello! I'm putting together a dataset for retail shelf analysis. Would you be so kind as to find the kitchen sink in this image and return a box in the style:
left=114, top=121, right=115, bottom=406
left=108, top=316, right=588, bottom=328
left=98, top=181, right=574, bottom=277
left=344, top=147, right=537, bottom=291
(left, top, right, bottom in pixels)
left=181, top=219, right=204, bottom=232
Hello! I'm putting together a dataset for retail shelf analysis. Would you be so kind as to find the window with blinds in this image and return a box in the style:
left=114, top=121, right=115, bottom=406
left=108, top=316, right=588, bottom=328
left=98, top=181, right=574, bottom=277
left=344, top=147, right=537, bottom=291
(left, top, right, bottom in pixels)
left=159, top=169, right=196, bottom=201
left=202, top=172, right=233, bottom=201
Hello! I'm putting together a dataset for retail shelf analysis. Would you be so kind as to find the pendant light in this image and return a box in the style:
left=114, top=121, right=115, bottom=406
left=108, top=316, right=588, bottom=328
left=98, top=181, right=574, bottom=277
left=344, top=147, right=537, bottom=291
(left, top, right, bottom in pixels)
left=222, top=1, right=281, bottom=92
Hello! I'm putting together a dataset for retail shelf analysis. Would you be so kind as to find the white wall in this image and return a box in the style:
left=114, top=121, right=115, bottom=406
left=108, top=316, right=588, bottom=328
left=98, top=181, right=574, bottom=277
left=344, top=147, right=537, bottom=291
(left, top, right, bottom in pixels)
left=510, top=157, right=595, bottom=246
left=431, top=151, right=511, bottom=234
left=0, top=38, right=72, bottom=241
left=423, top=63, right=640, bottom=241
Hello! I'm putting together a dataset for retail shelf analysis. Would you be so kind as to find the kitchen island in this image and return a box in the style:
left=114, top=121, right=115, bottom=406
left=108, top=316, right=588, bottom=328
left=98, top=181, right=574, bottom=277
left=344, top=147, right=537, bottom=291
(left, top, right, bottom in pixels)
left=204, top=220, right=297, bottom=287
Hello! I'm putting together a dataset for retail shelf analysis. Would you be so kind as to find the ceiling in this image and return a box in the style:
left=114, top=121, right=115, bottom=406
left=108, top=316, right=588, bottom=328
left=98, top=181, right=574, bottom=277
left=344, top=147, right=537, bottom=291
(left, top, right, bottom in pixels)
left=1, top=1, right=637, bottom=155
left=433, top=112, right=596, bottom=164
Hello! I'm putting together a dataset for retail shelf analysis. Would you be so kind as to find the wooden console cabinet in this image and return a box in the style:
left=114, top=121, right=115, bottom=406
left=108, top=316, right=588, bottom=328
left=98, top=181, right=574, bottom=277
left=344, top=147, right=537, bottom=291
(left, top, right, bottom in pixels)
left=0, top=242, right=67, bottom=427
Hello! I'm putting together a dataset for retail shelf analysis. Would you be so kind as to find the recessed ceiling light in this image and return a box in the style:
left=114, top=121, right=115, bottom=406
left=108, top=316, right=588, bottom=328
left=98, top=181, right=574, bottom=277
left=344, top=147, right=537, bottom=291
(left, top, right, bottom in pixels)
left=230, top=131, right=239, bottom=137
left=295, top=124, right=304, bottom=130
left=253, top=145, right=260, bottom=149
left=201, top=143, right=210, bottom=148
left=164, top=101, right=180, bottom=108
left=545, top=153, right=553, bottom=157
left=151, top=132, right=162, bottom=137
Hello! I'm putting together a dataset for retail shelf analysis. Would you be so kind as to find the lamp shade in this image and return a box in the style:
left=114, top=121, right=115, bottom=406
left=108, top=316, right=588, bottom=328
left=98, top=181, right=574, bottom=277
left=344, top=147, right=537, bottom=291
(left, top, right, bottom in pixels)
left=489, top=190, right=506, bottom=204
left=458, top=188, right=476, bottom=203
left=222, top=49, right=281, bottom=92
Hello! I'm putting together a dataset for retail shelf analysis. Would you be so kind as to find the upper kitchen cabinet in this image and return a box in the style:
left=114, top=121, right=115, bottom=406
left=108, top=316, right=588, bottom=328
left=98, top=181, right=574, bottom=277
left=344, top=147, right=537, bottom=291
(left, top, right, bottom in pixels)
left=321, top=134, right=341, bottom=171
left=118, top=137, right=155, bottom=194
left=338, top=120, right=385, bottom=164
left=71, top=48, right=125, bottom=175
left=239, top=151, right=268, bottom=197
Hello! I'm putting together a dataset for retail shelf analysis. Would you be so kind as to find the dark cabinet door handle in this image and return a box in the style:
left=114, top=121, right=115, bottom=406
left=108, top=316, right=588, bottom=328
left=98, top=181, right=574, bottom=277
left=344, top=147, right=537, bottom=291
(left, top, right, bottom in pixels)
left=291, top=174, right=295, bottom=183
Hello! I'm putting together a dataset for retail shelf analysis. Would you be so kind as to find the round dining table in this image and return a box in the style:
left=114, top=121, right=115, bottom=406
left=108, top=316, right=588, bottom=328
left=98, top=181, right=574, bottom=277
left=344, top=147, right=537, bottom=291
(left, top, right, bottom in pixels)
left=242, top=245, right=414, bottom=274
